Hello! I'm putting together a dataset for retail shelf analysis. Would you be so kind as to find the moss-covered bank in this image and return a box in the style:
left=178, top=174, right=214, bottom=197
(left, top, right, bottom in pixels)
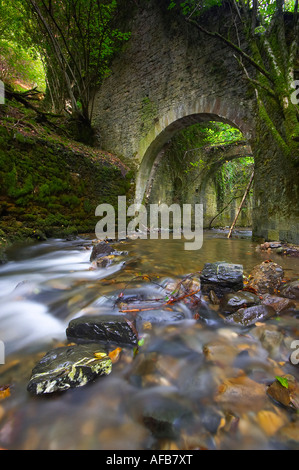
left=0, top=99, right=133, bottom=256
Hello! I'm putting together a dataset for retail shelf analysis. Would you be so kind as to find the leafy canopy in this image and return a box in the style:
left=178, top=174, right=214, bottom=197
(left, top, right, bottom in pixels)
left=168, top=0, right=299, bottom=156
left=169, top=0, right=297, bottom=22
left=0, top=0, right=46, bottom=90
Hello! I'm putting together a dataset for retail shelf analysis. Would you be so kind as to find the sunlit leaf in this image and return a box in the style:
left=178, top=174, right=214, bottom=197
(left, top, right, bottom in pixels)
left=0, top=386, right=10, bottom=400
left=108, top=347, right=122, bottom=364
left=276, top=376, right=289, bottom=389
left=94, top=351, right=108, bottom=359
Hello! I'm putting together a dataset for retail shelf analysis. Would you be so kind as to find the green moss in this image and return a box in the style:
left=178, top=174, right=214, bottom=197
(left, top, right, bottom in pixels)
left=140, top=96, right=158, bottom=137
left=0, top=101, right=130, bottom=245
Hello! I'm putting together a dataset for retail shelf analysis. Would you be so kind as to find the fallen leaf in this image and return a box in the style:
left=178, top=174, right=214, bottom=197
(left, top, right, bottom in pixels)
left=276, top=376, right=289, bottom=389
left=108, top=347, right=122, bottom=364
left=0, top=386, right=10, bottom=401
left=94, top=351, right=107, bottom=359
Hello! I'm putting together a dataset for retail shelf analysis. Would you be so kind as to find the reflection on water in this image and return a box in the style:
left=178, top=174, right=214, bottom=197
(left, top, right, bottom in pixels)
left=0, top=231, right=298, bottom=450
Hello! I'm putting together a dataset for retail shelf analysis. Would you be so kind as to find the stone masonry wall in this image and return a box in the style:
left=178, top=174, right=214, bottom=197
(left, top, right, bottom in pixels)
left=92, top=0, right=299, bottom=243
left=92, top=0, right=255, bottom=163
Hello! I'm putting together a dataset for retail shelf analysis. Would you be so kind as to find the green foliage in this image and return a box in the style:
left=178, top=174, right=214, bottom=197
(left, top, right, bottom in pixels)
left=168, top=0, right=297, bottom=22
left=168, top=0, right=222, bottom=16
left=168, top=0, right=299, bottom=160
left=195, top=122, right=243, bottom=147
left=0, top=106, right=130, bottom=241
left=0, top=0, right=131, bottom=123
left=14, top=0, right=131, bottom=121
left=0, top=40, right=46, bottom=90
left=215, top=156, right=254, bottom=202
left=181, top=122, right=243, bottom=172
left=275, top=376, right=289, bottom=389
left=0, top=0, right=46, bottom=90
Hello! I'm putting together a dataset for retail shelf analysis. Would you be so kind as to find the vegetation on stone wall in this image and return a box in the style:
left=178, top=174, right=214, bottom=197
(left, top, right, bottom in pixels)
left=148, top=121, right=254, bottom=227
left=168, top=0, right=299, bottom=162
left=162, top=121, right=252, bottom=184
left=140, top=96, right=159, bottom=138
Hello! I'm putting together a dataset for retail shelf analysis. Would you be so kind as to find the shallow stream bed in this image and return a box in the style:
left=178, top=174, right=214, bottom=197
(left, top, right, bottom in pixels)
left=0, top=230, right=298, bottom=450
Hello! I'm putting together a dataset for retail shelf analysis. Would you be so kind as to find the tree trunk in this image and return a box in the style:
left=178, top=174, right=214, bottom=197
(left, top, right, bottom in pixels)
left=227, top=171, right=254, bottom=238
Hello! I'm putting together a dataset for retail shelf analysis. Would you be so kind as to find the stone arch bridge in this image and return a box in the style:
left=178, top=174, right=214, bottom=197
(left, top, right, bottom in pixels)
left=92, top=0, right=299, bottom=243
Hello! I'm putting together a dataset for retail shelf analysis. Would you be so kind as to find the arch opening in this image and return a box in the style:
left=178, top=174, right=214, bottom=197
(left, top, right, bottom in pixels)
left=136, top=116, right=254, bottom=231
left=135, top=110, right=253, bottom=206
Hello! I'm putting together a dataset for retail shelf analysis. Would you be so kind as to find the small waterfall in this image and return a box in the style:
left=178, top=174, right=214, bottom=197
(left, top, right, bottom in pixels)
left=0, top=299, right=65, bottom=355
left=0, top=238, right=123, bottom=354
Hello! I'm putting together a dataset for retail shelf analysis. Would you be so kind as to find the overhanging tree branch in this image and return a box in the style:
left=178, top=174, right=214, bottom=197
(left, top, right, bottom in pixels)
left=186, top=17, right=274, bottom=84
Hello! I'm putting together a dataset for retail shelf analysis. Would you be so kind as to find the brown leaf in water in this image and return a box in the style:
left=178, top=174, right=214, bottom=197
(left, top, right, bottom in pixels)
left=108, top=348, right=122, bottom=364
left=0, top=386, right=10, bottom=401
left=243, top=286, right=259, bottom=295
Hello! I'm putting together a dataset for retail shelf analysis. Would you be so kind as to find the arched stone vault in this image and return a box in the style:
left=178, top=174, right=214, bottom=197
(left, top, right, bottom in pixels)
left=135, top=98, right=253, bottom=205
left=92, top=1, right=255, bottom=164
left=92, top=0, right=299, bottom=243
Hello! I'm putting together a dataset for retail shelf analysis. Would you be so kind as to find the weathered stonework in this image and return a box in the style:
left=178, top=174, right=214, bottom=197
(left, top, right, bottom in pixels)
left=92, top=0, right=299, bottom=243
left=146, top=139, right=253, bottom=228
left=92, top=0, right=255, bottom=189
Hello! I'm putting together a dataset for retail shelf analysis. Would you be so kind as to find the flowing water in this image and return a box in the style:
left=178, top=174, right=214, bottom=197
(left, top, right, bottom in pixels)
left=0, top=230, right=298, bottom=450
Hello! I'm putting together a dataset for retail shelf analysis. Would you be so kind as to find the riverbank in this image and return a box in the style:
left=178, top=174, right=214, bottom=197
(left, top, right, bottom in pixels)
left=0, top=97, right=133, bottom=250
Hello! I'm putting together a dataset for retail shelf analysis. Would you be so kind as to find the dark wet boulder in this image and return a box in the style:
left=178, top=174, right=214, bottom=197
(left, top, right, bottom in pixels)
left=224, top=304, right=276, bottom=327
left=90, top=242, right=115, bottom=262
left=247, top=261, right=284, bottom=294
left=95, top=255, right=114, bottom=268
left=220, top=291, right=261, bottom=315
left=267, top=375, right=299, bottom=410
left=280, top=280, right=299, bottom=300
left=66, top=314, right=138, bottom=346
left=261, top=293, right=296, bottom=314
left=258, top=241, right=282, bottom=251
left=27, top=343, right=112, bottom=395
left=200, top=262, right=243, bottom=298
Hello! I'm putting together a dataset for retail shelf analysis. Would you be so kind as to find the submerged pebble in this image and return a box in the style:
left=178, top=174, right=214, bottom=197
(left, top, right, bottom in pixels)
left=220, top=291, right=261, bottom=314
left=224, top=305, right=276, bottom=327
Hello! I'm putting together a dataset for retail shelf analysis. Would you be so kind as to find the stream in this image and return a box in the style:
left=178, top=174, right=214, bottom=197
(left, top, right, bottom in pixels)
left=0, top=230, right=298, bottom=450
